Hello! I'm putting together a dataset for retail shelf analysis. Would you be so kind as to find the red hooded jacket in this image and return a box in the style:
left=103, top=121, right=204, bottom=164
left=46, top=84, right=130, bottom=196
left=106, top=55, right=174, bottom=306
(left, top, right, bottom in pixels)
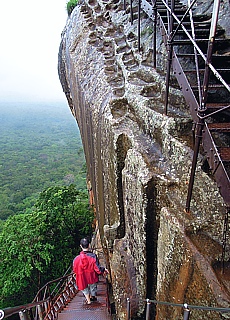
left=73, top=251, right=104, bottom=290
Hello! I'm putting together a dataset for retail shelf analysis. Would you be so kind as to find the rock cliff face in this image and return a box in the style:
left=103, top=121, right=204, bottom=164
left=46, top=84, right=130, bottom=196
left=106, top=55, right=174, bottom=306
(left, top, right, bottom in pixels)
left=58, top=1, right=230, bottom=319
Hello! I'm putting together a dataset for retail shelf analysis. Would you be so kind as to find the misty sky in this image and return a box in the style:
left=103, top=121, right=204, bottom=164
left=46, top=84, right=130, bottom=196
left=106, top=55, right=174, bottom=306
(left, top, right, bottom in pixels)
left=0, top=0, right=68, bottom=103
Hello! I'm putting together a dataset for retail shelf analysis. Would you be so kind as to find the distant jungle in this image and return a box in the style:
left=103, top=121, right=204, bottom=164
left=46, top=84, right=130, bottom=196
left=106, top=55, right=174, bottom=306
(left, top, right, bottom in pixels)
left=0, top=101, right=94, bottom=308
left=0, top=101, right=86, bottom=220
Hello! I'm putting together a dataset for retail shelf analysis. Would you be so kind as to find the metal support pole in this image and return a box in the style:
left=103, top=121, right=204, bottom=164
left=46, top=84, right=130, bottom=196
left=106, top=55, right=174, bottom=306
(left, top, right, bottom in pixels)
left=126, top=298, right=131, bottom=320
left=185, top=120, right=204, bottom=212
left=0, top=310, right=4, bottom=320
left=221, top=208, right=230, bottom=273
left=44, top=301, right=48, bottom=314
left=146, top=299, right=151, bottom=320
left=183, top=304, right=190, bottom=320
left=164, top=0, right=175, bottom=114
left=186, top=0, right=220, bottom=211
left=29, top=309, right=34, bottom=320
left=130, top=0, right=134, bottom=24
left=138, top=0, right=141, bottom=51
left=152, top=0, right=157, bottom=68
left=164, top=41, right=172, bottom=115
left=124, top=0, right=126, bottom=11
left=38, top=305, right=44, bottom=320
left=19, top=311, right=29, bottom=320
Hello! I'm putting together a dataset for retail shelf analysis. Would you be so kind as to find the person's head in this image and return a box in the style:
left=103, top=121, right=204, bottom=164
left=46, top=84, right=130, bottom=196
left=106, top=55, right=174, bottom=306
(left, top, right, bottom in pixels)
left=80, top=238, right=90, bottom=249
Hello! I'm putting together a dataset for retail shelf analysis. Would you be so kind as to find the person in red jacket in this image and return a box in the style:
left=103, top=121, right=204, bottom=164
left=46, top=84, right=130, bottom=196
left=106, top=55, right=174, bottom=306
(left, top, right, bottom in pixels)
left=73, top=238, right=108, bottom=304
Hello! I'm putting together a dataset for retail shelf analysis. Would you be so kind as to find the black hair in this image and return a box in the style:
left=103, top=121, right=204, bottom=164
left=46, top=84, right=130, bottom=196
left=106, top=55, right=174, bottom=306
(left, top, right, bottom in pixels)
left=80, top=238, right=90, bottom=249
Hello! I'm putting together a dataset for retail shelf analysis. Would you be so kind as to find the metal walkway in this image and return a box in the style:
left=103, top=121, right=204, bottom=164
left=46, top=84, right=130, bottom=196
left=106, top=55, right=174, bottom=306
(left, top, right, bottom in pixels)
left=0, top=241, right=112, bottom=320
left=57, top=276, right=112, bottom=320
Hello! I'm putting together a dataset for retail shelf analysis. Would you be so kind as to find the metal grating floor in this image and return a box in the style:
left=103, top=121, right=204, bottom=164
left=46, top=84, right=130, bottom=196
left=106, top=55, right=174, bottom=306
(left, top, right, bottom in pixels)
left=58, top=277, right=112, bottom=320
left=58, top=310, right=111, bottom=320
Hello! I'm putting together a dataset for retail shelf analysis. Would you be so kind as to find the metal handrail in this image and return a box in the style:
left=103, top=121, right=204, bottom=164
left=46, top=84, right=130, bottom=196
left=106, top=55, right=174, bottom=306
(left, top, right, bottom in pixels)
left=126, top=297, right=230, bottom=319
left=0, top=271, right=77, bottom=320
left=33, top=272, right=73, bottom=302
left=0, top=300, right=48, bottom=320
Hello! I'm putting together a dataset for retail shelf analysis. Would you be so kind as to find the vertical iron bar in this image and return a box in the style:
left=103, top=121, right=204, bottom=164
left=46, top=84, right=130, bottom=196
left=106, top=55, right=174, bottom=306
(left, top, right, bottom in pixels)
left=164, top=0, right=175, bottom=114
left=44, top=302, right=48, bottom=314
left=138, top=0, right=141, bottom=51
left=130, top=0, right=134, bottom=24
left=29, top=308, right=34, bottom=320
left=185, top=120, right=204, bottom=212
left=183, top=304, right=190, bottom=320
left=170, top=0, right=175, bottom=34
left=146, top=299, right=151, bottom=320
left=221, top=208, right=229, bottom=273
left=164, top=42, right=172, bottom=115
left=19, top=311, right=29, bottom=320
left=0, top=310, right=4, bottom=320
left=186, top=0, right=220, bottom=212
left=124, top=0, right=126, bottom=11
left=126, top=298, right=131, bottom=320
left=152, top=0, right=157, bottom=68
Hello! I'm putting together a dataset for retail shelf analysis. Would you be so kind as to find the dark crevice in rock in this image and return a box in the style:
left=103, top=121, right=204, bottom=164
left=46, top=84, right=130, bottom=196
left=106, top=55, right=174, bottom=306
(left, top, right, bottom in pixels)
left=116, top=134, right=132, bottom=238
left=145, top=178, right=159, bottom=317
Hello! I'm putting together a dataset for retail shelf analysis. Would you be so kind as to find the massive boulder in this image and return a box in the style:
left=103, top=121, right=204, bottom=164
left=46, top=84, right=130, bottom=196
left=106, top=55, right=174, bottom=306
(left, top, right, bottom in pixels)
left=58, top=0, right=230, bottom=318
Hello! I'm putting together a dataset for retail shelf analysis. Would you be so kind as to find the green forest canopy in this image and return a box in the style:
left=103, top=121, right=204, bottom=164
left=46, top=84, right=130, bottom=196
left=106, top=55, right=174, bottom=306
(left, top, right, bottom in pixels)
left=0, top=185, right=94, bottom=308
left=0, top=102, right=94, bottom=308
left=0, top=101, right=86, bottom=220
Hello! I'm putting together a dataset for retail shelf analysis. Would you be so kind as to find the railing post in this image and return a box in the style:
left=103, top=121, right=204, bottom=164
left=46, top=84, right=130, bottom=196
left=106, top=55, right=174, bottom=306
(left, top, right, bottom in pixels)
left=130, top=0, right=134, bottom=24
left=221, top=208, right=230, bottom=272
left=152, top=0, right=157, bottom=68
left=38, top=305, right=43, bottom=320
left=183, top=304, right=190, bottom=320
left=138, top=0, right=141, bottom=51
left=185, top=119, right=204, bottom=212
left=0, top=310, right=4, bottom=320
left=44, top=301, right=48, bottom=314
left=164, top=0, right=175, bottom=114
left=126, top=298, right=131, bottom=320
left=19, top=310, right=29, bottom=320
left=146, top=299, right=151, bottom=320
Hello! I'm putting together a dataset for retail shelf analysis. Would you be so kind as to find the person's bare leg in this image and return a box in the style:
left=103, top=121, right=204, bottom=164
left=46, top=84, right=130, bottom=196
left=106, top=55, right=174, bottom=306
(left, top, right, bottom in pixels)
left=84, top=293, right=91, bottom=304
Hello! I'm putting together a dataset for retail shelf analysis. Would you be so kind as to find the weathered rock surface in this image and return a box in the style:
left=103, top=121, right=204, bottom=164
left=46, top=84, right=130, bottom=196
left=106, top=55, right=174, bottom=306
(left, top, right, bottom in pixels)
left=58, top=0, right=230, bottom=319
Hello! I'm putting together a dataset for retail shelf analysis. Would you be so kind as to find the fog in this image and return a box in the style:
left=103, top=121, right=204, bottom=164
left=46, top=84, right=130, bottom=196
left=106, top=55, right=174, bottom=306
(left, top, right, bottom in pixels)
left=0, top=0, right=68, bottom=103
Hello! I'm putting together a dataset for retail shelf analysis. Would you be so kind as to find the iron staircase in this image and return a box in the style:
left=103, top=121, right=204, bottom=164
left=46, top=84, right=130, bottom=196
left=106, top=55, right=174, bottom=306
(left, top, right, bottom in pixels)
left=124, top=0, right=230, bottom=212
left=123, top=0, right=230, bottom=263
left=152, top=0, right=230, bottom=212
